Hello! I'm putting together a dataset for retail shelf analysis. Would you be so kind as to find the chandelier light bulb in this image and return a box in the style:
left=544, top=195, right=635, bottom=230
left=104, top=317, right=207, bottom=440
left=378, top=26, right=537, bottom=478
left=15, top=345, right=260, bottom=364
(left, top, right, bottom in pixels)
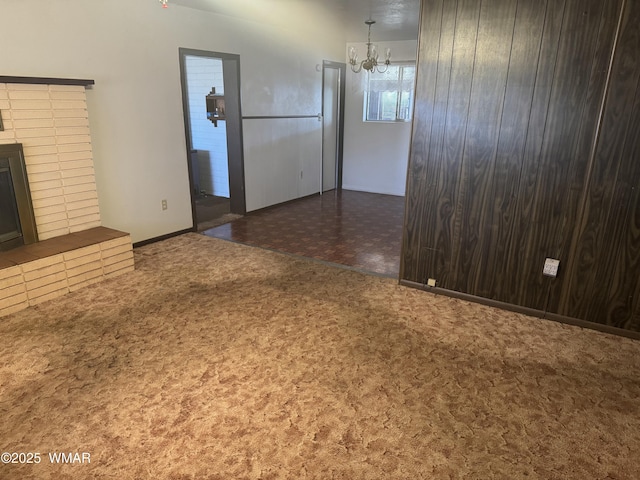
left=348, top=46, right=358, bottom=64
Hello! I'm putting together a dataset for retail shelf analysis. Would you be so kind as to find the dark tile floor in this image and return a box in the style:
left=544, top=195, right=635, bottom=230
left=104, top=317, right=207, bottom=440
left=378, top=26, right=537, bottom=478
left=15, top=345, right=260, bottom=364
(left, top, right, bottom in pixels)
left=195, top=194, right=230, bottom=230
left=203, top=190, right=405, bottom=277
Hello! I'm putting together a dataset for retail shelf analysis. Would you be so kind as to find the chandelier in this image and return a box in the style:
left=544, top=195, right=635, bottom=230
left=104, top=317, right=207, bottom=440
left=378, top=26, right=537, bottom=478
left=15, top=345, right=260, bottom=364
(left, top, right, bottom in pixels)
left=348, top=20, right=391, bottom=74
left=159, top=0, right=168, bottom=8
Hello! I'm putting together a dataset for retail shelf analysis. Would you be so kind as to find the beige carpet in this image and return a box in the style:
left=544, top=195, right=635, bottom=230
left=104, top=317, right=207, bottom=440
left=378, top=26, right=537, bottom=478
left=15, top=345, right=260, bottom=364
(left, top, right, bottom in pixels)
left=1, top=233, right=639, bottom=479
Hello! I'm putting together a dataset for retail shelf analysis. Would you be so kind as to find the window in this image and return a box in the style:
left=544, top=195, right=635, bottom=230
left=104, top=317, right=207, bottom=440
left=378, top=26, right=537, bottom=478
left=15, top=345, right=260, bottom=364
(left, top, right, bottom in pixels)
left=364, top=64, right=415, bottom=122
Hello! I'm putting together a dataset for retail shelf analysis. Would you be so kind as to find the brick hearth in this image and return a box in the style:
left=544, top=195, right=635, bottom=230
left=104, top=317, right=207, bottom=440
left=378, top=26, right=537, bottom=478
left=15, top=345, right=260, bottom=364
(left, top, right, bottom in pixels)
left=0, top=227, right=134, bottom=317
left=0, top=78, right=134, bottom=317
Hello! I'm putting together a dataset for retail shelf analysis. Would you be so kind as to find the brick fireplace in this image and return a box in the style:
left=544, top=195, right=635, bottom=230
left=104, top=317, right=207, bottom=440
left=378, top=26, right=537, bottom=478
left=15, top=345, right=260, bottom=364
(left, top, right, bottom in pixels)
left=0, top=77, right=134, bottom=317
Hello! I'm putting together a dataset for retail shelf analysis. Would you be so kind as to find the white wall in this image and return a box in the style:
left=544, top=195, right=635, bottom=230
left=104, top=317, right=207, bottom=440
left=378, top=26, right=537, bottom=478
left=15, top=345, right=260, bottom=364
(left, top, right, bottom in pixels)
left=184, top=56, right=228, bottom=198
left=244, top=117, right=322, bottom=211
left=342, top=40, right=418, bottom=197
left=0, top=0, right=345, bottom=242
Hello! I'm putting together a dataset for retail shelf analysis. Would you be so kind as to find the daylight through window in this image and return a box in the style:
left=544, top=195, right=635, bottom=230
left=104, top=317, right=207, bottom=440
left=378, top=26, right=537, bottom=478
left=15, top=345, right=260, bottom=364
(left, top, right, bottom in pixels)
left=364, top=64, right=415, bottom=122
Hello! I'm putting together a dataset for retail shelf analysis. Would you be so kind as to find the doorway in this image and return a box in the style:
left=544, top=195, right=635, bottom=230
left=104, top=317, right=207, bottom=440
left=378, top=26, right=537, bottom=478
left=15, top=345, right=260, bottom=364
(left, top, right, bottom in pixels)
left=179, top=48, right=246, bottom=231
left=321, top=61, right=345, bottom=193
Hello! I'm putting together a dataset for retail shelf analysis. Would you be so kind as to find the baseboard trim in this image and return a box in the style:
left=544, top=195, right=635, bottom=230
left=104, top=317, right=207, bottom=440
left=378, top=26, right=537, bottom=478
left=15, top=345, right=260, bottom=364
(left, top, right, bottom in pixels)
left=399, top=279, right=640, bottom=340
left=133, top=228, right=195, bottom=248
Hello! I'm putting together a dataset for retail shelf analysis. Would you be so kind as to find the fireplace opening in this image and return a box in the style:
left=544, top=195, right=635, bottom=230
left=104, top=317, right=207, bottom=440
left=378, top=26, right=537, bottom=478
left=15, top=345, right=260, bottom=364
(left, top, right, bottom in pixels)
left=0, top=143, right=38, bottom=252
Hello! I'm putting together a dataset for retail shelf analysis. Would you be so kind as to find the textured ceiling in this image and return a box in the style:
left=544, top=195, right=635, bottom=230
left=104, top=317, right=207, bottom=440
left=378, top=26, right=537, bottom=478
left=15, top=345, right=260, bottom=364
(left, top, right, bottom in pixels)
left=168, top=0, right=420, bottom=42
left=327, top=0, right=421, bottom=41
left=345, top=0, right=421, bottom=41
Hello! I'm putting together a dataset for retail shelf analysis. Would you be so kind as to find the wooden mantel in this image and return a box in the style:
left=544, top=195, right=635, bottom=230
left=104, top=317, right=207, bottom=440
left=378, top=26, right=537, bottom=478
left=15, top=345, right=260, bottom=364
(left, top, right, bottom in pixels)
left=0, top=76, right=94, bottom=86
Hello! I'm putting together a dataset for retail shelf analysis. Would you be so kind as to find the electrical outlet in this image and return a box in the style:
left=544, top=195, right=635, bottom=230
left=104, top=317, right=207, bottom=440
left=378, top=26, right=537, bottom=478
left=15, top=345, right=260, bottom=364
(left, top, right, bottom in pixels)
left=427, top=278, right=437, bottom=287
left=161, top=199, right=168, bottom=211
left=543, top=258, right=560, bottom=277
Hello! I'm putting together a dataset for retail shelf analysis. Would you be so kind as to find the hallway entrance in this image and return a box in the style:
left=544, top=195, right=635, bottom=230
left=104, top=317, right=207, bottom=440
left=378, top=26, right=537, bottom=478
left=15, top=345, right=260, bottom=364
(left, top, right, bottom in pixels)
left=179, top=48, right=246, bottom=231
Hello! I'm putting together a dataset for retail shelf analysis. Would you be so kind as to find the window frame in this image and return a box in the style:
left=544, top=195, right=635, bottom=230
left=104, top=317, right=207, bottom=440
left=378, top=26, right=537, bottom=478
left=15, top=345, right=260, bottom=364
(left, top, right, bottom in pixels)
left=363, top=62, right=415, bottom=123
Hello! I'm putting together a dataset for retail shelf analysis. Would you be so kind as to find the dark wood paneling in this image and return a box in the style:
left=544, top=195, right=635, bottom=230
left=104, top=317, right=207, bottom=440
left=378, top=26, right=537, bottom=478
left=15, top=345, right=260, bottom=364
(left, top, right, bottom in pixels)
left=403, top=0, right=640, bottom=332
left=423, top=0, right=481, bottom=287
left=550, top=0, right=627, bottom=312
left=477, top=0, right=548, bottom=300
left=418, top=0, right=458, bottom=285
left=599, top=0, right=640, bottom=330
left=400, top=0, right=444, bottom=283
left=503, top=0, right=567, bottom=307
left=559, top=0, right=640, bottom=327
left=519, top=0, right=612, bottom=310
left=451, top=0, right=516, bottom=294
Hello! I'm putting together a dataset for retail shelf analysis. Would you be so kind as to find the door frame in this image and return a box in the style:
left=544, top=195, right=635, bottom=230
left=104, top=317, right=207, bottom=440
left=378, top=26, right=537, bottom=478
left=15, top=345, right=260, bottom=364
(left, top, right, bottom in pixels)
left=178, top=47, right=246, bottom=230
left=321, top=60, right=346, bottom=192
